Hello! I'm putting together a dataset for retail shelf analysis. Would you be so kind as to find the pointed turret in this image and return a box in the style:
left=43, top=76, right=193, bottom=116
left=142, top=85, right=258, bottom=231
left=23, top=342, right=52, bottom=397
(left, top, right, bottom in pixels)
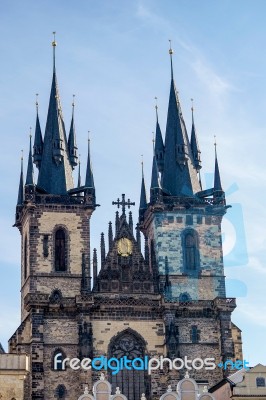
left=85, top=135, right=95, bottom=189
left=37, top=35, right=74, bottom=194
left=154, top=100, right=164, bottom=173
left=25, top=134, right=34, bottom=186
left=68, top=96, right=78, bottom=169
left=33, top=95, right=43, bottom=169
left=190, top=103, right=201, bottom=172
left=161, top=43, right=200, bottom=197
left=214, top=142, right=223, bottom=193
left=17, top=155, right=24, bottom=206
left=139, top=161, right=147, bottom=221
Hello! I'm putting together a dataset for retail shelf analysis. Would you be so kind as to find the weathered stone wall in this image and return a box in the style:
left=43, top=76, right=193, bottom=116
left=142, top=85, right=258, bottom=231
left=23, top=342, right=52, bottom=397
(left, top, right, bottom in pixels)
left=148, top=211, right=225, bottom=300
left=0, top=354, right=29, bottom=400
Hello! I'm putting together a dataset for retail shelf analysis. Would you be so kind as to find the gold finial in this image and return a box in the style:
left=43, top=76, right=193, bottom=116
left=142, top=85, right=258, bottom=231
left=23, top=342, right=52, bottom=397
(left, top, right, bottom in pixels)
left=169, top=39, right=173, bottom=55
left=141, top=154, right=144, bottom=177
left=29, top=127, right=32, bottom=139
left=88, top=130, right=90, bottom=143
left=72, top=94, right=75, bottom=108
left=214, top=135, right=217, bottom=155
left=79, top=153, right=81, bottom=165
left=52, top=31, right=57, bottom=47
left=21, top=149, right=23, bottom=161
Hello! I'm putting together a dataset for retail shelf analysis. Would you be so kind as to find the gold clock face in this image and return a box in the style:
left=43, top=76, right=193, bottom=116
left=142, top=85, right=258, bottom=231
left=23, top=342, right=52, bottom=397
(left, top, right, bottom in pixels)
left=117, top=238, right=133, bottom=257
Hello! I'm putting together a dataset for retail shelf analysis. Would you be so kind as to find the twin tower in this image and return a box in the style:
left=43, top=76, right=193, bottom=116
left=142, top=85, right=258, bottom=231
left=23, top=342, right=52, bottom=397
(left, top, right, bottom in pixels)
left=10, top=39, right=242, bottom=400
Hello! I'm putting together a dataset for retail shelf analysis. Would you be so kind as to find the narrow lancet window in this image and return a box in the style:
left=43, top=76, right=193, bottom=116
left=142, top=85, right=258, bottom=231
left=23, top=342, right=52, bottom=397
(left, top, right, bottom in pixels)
left=55, top=229, right=66, bottom=271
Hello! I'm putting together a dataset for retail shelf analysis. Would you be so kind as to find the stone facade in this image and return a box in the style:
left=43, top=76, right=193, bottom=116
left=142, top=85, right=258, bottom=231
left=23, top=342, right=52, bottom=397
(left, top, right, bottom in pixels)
left=8, top=42, right=243, bottom=400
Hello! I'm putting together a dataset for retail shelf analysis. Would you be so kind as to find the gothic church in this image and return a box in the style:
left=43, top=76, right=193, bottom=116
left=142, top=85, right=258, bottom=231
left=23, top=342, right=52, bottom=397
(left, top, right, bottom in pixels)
left=9, top=38, right=242, bottom=400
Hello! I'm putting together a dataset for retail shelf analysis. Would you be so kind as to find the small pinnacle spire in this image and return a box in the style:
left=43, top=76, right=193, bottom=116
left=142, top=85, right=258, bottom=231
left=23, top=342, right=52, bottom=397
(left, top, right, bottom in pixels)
left=93, top=248, right=98, bottom=286
left=33, top=94, right=43, bottom=169
left=139, top=157, right=147, bottom=212
left=68, top=94, right=78, bottom=168
left=214, top=136, right=222, bottom=192
left=154, top=98, right=164, bottom=173
left=129, top=211, right=133, bottom=234
left=190, top=99, right=201, bottom=172
left=115, top=211, right=119, bottom=236
left=78, top=159, right=81, bottom=188
left=17, top=151, right=24, bottom=205
left=151, top=143, right=161, bottom=190
left=100, top=232, right=105, bottom=267
left=25, top=130, right=34, bottom=185
left=108, top=221, right=113, bottom=251
left=169, top=39, right=174, bottom=80
left=155, top=96, right=158, bottom=120
left=85, top=131, right=95, bottom=189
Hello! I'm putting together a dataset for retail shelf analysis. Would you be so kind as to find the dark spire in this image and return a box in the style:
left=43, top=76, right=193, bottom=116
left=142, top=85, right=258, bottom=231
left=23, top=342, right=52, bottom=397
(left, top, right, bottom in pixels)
left=85, top=133, right=95, bottom=189
left=37, top=33, right=74, bottom=194
left=25, top=132, right=34, bottom=186
left=115, top=211, right=119, bottom=237
left=93, top=248, right=98, bottom=287
left=214, top=139, right=222, bottom=192
left=17, top=153, right=24, bottom=205
left=190, top=100, right=201, bottom=172
left=154, top=98, right=164, bottom=173
left=128, top=211, right=133, bottom=235
left=136, top=223, right=141, bottom=251
left=108, top=221, right=113, bottom=251
left=77, top=159, right=81, bottom=188
left=139, top=160, right=148, bottom=221
left=100, top=233, right=105, bottom=268
left=151, top=152, right=161, bottom=190
left=68, top=95, right=78, bottom=169
left=33, top=94, right=43, bottom=169
left=161, top=42, right=200, bottom=197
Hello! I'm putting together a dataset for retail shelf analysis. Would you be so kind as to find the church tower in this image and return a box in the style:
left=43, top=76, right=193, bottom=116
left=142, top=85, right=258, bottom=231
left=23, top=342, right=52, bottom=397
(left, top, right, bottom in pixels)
left=139, top=44, right=242, bottom=383
left=9, top=38, right=242, bottom=400
left=10, top=37, right=96, bottom=399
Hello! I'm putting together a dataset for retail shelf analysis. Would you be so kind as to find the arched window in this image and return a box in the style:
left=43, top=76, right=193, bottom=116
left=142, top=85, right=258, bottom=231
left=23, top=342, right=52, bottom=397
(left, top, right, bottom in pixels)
left=256, top=377, right=265, bottom=387
left=183, top=230, right=199, bottom=272
left=55, top=384, right=66, bottom=399
left=55, top=229, right=66, bottom=271
left=24, top=235, right=28, bottom=280
left=190, top=325, right=200, bottom=343
left=108, top=329, right=150, bottom=400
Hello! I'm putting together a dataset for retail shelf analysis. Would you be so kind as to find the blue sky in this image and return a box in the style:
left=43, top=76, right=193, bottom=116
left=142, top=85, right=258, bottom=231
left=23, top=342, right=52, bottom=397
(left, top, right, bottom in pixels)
left=0, top=0, right=266, bottom=367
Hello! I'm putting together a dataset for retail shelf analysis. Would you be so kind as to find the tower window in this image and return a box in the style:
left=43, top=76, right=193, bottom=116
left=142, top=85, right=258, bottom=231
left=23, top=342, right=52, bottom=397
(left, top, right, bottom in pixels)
left=185, top=234, right=196, bottom=269
left=55, top=384, right=66, bottom=399
left=190, top=325, right=200, bottom=343
left=55, top=229, right=67, bottom=272
left=24, top=235, right=28, bottom=280
left=256, top=377, right=265, bottom=387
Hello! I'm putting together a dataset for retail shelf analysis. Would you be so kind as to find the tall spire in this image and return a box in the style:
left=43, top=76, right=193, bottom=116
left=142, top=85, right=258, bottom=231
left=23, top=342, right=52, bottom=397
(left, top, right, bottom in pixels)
left=68, top=95, right=78, bottom=169
left=25, top=131, right=34, bottom=186
left=154, top=97, right=164, bottom=173
left=17, top=152, right=24, bottom=205
left=85, top=132, right=95, bottom=189
left=190, top=99, right=201, bottom=172
left=161, top=42, right=201, bottom=197
left=214, top=137, right=222, bottom=192
left=33, top=94, right=43, bottom=169
left=37, top=33, right=74, bottom=194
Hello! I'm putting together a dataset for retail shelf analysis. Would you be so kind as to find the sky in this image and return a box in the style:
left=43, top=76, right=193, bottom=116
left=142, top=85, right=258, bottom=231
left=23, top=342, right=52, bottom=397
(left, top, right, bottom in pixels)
left=0, top=0, right=265, bottom=367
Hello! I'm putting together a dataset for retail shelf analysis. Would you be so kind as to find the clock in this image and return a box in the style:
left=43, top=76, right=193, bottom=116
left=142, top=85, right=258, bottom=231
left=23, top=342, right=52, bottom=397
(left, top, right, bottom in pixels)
left=117, top=238, right=133, bottom=257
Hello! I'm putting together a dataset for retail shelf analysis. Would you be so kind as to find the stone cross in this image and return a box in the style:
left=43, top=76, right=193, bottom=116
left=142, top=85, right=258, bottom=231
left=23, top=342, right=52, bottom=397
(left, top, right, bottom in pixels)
left=112, top=194, right=135, bottom=215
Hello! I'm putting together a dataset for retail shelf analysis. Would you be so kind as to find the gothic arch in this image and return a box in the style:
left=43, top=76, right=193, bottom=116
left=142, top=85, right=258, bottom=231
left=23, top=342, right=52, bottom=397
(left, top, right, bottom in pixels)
left=108, top=328, right=150, bottom=400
